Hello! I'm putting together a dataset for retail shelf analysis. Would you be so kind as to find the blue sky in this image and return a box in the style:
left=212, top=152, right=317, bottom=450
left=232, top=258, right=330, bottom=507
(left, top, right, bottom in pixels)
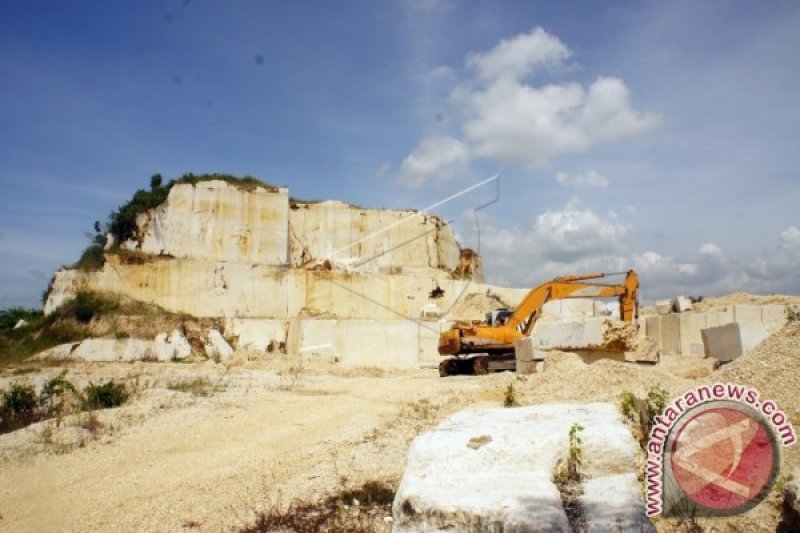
left=1, top=0, right=799, bottom=308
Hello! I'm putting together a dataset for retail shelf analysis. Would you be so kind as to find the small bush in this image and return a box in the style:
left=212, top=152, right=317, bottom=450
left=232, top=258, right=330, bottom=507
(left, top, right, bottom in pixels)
left=73, top=244, right=106, bottom=271
left=0, top=383, right=38, bottom=429
left=566, top=423, right=584, bottom=481
left=646, top=387, right=669, bottom=423
left=40, top=371, right=78, bottom=414
left=619, top=391, right=637, bottom=422
left=503, top=383, right=518, bottom=407
left=83, top=381, right=129, bottom=410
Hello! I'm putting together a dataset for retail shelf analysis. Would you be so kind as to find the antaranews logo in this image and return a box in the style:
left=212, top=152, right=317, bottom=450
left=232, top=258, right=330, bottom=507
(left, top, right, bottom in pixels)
left=645, top=383, right=797, bottom=517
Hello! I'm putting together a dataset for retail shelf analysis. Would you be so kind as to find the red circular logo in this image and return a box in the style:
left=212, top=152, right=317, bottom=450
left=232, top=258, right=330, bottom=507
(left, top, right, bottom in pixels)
left=670, top=406, right=776, bottom=511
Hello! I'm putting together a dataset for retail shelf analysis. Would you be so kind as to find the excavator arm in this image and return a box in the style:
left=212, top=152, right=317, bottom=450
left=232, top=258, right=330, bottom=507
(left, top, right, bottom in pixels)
left=508, top=270, right=639, bottom=335
left=438, top=270, right=639, bottom=359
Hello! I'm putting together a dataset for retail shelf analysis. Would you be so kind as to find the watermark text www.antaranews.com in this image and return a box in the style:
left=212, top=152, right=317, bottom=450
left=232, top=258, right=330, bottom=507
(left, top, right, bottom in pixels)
left=645, top=383, right=796, bottom=517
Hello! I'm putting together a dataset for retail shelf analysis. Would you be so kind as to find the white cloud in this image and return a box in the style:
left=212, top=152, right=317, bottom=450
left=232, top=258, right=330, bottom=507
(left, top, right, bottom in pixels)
left=475, top=215, right=800, bottom=301
left=699, top=242, right=723, bottom=258
left=396, top=136, right=470, bottom=188
left=471, top=198, right=631, bottom=286
left=556, top=170, right=610, bottom=188
left=780, top=225, right=800, bottom=246
left=395, top=27, right=662, bottom=178
left=461, top=76, right=662, bottom=167
left=466, top=27, right=571, bottom=82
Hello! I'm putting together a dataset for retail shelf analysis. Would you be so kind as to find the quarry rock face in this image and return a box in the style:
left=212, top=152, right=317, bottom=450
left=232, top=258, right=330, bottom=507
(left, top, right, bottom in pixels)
left=41, top=180, right=508, bottom=365
left=119, top=180, right=465, bottom=274
left=392, top=403, right=652, bottom=532
left=124, top=181, right=290, bottom=264
left=288, top=200, right=461, bottom=273
left=46, top=179, right=490, bottom=315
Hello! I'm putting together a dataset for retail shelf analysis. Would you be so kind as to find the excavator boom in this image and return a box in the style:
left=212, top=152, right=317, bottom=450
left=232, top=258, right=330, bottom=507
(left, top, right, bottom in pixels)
left=437, top=270, right=639, bottom=376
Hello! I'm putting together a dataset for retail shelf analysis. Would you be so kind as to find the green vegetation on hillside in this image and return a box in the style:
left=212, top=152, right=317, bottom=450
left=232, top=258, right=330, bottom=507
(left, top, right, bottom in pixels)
left=0, top=291, right=174, bottom=368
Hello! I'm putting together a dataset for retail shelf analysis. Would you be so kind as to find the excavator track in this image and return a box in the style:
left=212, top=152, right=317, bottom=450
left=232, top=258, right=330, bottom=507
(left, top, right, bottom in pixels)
left=439, top=354, right=515, bottom=376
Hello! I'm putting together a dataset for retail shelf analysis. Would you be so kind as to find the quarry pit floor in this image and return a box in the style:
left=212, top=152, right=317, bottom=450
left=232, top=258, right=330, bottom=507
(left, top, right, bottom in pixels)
left=0, top=334, right=797, bottom=532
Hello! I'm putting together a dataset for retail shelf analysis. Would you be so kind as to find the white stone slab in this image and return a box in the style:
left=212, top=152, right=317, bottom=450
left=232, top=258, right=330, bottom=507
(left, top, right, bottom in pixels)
left=392, top=403, right=646, bottom=532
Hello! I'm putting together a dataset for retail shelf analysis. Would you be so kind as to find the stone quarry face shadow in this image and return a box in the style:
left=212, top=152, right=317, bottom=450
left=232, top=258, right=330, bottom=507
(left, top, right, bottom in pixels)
left=317, top=175, right=500, bottom=330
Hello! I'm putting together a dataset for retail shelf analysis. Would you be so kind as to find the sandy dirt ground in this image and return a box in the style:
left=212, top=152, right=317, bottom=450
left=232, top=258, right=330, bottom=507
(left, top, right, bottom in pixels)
left=1, top=322, right=798, bottom=532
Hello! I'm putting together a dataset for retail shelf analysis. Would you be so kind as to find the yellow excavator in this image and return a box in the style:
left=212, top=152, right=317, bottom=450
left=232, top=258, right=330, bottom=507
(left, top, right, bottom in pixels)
left=438, top=270, right=639, bottom=376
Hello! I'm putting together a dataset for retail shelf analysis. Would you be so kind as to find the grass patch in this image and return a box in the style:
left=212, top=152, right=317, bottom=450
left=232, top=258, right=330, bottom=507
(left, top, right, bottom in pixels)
left=241, top=481, right=395, bottom=533
left=0, top=290, right=192, bottom=369
left=167, top=377, right=219, bottom=397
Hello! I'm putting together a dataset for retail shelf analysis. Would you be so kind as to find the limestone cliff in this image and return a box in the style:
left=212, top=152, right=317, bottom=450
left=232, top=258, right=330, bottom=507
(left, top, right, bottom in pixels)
left=46, top=180, right=493, bottom=320
left=117, top=180, right=467, bottom=275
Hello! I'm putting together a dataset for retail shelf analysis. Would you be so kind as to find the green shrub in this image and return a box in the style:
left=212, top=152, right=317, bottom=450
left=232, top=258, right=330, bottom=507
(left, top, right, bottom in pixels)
left=646, top=387, right=669, bottom=422
left=40, top=371, right=78, bottom=414
left=2, top=383, right=38, bottom=417
left=83, top=381, right=129, bottom=410
left=72, top=291, right=119, bottom=323
left=503, top=383, right=518, bottom=407
left=0, top=383, right=38, bottom=430
left=566, top=423, right=584, bottom=481
left=73, top=244, right=106, bottom=271
left=619, top=391, right=637, bottom=422
left=109, top=185, right=170, bottom=244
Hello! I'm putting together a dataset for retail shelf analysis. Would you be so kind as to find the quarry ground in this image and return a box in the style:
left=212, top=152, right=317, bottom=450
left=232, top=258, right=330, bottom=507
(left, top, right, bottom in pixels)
left=1, top=322, right=799, bottom=533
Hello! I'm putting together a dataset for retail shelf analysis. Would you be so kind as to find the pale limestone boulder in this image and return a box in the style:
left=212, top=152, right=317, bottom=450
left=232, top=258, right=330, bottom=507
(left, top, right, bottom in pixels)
left=65, top=338, right=153, bottom=362
left=152, top=329, right=192, bottom=361
left=33, top=334, right=190, bottom=363
left=33, top=342, right=78, bottom=360
left=392, top=403, right=649, bottom=532
left=204, top=329, right=233, bottom=361
left=530, top=317, right=606, bottom=350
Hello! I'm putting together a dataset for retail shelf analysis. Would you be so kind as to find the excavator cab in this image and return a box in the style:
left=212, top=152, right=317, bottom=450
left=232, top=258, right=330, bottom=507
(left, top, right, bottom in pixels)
left=485, top=309, right=512, bottom=326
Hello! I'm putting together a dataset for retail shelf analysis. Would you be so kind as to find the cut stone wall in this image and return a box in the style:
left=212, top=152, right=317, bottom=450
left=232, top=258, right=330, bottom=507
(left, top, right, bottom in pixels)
left=288, top=200, right=463, bottom=275
left=701, top=322, right=769, bottom=361
left=123, top=181, right=290, bottom=264
left=641, top=304, right=787, bottom=355
left=45, top=254, right=526, bottom=321
left=116, top=180, right=470, bottom=277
